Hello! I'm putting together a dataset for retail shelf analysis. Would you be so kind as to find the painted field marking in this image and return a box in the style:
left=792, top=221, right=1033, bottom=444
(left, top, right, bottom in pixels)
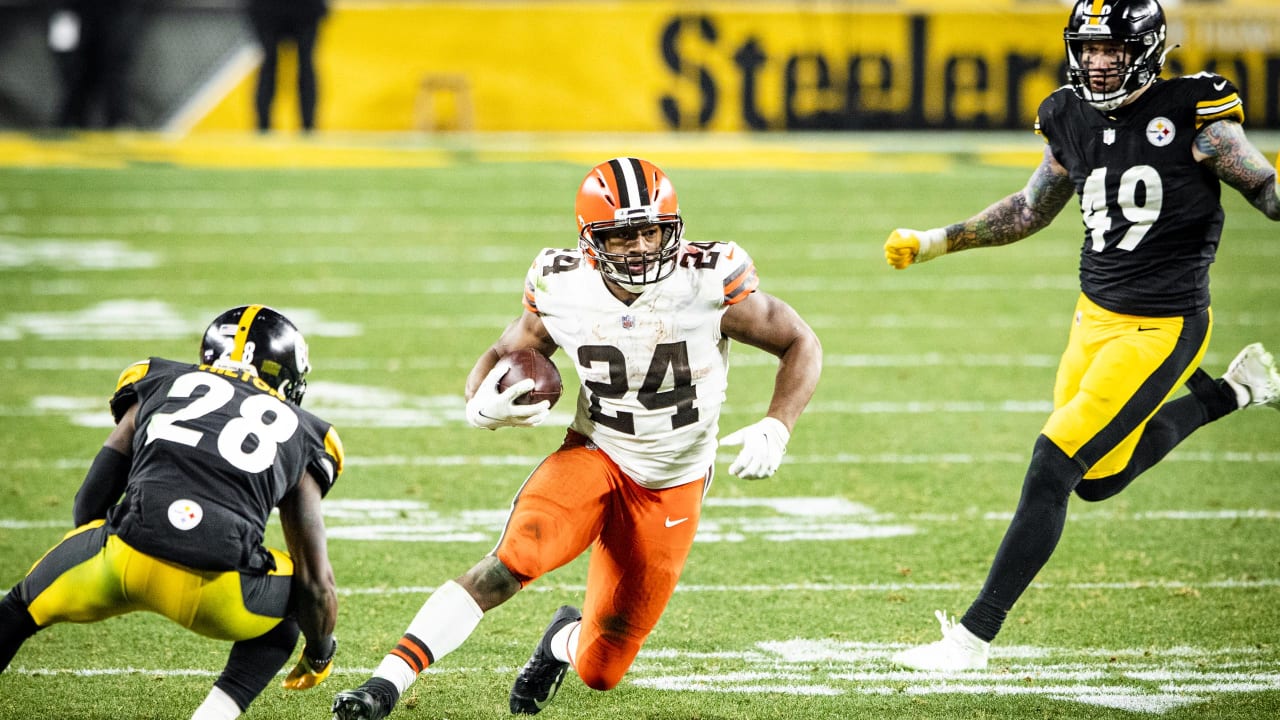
left=8, top=641, right=1277, bottom=715
left=627, top=639, right=1280, bottom=714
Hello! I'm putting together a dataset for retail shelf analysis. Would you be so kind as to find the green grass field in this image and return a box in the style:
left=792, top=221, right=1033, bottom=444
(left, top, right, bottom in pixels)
left=1, top=132, right=1277, bottom=720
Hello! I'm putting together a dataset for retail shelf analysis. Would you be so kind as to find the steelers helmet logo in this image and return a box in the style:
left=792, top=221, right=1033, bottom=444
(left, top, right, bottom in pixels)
left=1146, top=117, right=1175, bottom=147
left=168, top=499, right=203, bottom=531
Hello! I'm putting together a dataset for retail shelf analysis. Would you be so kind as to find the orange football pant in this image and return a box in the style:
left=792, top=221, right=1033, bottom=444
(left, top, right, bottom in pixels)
left=495, top=430, right=706, bottom=691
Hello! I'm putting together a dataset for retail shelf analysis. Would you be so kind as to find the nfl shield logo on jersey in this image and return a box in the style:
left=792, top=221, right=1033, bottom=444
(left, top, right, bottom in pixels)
left=621, top=315, right=635, bottom=329
left=1102, top=128, right=1116, bottom=145
left=1146, top=117, right=1175, bottom=147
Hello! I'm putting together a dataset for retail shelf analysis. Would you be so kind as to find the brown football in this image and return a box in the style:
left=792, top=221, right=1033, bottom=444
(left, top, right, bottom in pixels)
left=495, top=348, right=563, bottom=408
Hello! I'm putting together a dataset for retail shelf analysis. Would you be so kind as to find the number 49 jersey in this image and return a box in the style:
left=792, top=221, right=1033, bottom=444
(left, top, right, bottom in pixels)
left=1036, top=74, right=1245, bottom=317
left=524, top=240, right=759, bottom=490
left=105, top=357, right=344, bottom=573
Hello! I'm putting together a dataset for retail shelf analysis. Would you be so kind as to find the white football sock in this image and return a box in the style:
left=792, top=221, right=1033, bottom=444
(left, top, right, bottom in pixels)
left=191, top=686, right=240, bottom=720
left=376, top=580, right=484, bottom=695
left=548, top=620, right=580, bottom=665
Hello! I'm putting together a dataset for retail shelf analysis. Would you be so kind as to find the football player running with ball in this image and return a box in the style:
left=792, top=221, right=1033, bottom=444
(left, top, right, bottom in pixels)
left=884, top=0, right=1280, bottom=672
left=0, top=305, right=344, bottom=718
left=332, top=157, right=822, bottom=718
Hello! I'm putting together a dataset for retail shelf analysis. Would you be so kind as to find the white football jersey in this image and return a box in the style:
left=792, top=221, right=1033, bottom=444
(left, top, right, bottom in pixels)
left=523, top=240, right=759, bottom=490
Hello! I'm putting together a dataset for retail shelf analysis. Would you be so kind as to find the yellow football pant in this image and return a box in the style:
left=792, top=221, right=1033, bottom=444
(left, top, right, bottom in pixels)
left=1043, top=294, right=1211, bottom=479
left=22, top=521, right=292, bottom=642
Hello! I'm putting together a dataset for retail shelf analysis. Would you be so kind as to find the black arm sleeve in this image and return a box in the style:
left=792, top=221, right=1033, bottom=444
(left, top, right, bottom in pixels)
left=73, top=446, right=131, bottom=527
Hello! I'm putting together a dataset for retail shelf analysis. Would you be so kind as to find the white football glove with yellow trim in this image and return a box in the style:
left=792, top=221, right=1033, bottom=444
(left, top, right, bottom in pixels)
left=885, top=227, right=947, bottom=269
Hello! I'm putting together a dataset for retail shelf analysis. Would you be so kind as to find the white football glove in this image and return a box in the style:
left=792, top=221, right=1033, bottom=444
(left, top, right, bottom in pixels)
left=465, top=364, right=551, bottom=430
left=884, top=227, right=947, bottom=269
left=719, top=417, right=790, bottom=480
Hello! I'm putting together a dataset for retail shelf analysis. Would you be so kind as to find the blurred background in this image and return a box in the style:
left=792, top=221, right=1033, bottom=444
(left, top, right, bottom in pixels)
left=1, top=0, right=1277, bottom=135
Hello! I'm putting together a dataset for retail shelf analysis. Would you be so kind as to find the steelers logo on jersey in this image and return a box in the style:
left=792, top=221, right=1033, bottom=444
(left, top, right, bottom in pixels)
left=168, top=499, right=204, bottom=531
left=1146, top=117, right=1176, bottom=147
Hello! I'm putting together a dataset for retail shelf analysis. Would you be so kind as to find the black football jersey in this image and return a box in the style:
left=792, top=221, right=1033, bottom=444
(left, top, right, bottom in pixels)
left=105, top=357, right=344, bottom=573
left=1036, top=74, right=1245, bottom=316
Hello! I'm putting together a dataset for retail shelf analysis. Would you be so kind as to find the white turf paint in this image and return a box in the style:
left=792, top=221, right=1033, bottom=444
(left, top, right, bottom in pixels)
left=300, top=497, right=1280, bottom=545
left=21, top=385, right=1280, bottom=433
left=11, top=449, right=1280, bottom=472
left=19, top=273, right=1275, bottom=295
left=10, top=641, right=1277, bottom=714
left=625, top=639, right=1280, bottom=714
left=7, top=493, right=1280, bottom=538
left=0, top=300, right=359, bottom=343
left=0, top=238, right=157, bottom=270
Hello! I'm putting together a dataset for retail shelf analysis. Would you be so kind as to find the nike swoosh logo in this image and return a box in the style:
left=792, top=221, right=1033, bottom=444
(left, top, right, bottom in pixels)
left=664, top=517, right=689, bottom=528
left=1137, top=326, right=1159, bottom=332
left=1214, top=80, right=1227, bottom=91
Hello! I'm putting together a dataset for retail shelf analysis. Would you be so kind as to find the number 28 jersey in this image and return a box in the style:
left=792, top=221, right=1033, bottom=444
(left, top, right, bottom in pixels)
left=1036, top=74, right=1245, bottom=316
left=105, top=357, right=344, bottom=573
left=524, top=240, right=759, bottom=490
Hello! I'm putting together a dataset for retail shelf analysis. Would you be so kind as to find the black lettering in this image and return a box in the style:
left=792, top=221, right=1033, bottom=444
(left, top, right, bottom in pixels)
left=944, top=55, right=991, bottom=128
left=543, top=254, right=580, bottom=276
left=659, top=16, right=719, bottom=130
left=1267, top=56, right=1280, bottom=127
left=734, top=38, right=769, bottom=130
left=785, top=53, right=835, bottom=130
left=1006, top=53, right=1046, bottom=129
left=909, top=15, right=928, bottom=127
left=845, top=55, right=902, bottom=129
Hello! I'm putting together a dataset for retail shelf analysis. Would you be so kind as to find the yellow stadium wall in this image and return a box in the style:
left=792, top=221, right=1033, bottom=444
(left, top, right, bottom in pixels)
left=194, top=1, right=1280, bottom=133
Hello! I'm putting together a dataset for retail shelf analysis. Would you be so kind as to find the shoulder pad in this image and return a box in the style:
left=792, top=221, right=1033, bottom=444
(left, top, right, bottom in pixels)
left=681, top=241, right=759, bottom=305
left=109, top=360, right=152, bottom=424
left=526, top=248, right=587, bottom=312
left=1179, top=73, right=1244, bottom=129
left=311, top=425, right=344, bottom=496
left=115, top=360, right=151, bottom=393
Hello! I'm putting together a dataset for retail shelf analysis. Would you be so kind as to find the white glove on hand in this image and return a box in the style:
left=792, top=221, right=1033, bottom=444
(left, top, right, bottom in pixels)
left=465, top=364, right=551, bottom=430
left=719, top=417, right=790, bottom=480
left=884, top=227, right=947, bottom=269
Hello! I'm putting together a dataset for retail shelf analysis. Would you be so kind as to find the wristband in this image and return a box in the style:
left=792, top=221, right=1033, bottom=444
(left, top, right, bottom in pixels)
left=915, top=228, right=948, bottom=263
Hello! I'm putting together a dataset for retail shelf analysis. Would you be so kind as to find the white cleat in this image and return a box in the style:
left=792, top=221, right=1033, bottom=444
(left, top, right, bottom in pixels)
left=891, top=610, right=990, bottom=672
left=1224, top=342, right=1280, bottom=411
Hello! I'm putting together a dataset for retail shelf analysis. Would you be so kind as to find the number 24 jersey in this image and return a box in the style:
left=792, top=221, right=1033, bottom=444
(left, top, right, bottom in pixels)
left=524, top=240, right=759, bottom=490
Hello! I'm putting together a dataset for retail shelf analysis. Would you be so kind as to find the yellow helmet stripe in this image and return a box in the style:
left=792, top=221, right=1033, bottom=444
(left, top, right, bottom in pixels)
left=231, top=304, right=265, bottom=361
left=1089, top=0, right=1106, bottom=25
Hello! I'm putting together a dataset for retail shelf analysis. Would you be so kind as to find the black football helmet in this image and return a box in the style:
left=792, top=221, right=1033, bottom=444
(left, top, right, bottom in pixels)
left=200, top=305, right=310, bottom=405
left=1064, top=0, right=1167, bottom=111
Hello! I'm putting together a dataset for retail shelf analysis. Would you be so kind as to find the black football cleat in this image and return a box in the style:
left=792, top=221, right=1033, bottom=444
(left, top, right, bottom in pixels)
left=509, top=605, right=582, bottom=715
left=332, top=677, right=400, bottom=720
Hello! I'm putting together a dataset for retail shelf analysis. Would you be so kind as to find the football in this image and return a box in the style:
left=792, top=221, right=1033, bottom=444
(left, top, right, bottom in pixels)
left=495, top=348, right=563, bottom=408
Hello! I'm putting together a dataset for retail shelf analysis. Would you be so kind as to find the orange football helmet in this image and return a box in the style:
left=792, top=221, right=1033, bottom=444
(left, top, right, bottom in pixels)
left=576, top=157, right=683, bottom=290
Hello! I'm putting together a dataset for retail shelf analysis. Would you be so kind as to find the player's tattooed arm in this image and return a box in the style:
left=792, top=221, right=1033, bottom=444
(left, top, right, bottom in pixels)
left=1195, top=120, right=1280, bottom=220
left=944, top=147, right=1076, bottom=252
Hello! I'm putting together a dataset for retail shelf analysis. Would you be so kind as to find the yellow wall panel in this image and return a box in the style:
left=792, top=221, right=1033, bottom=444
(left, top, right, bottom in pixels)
left=193, top=2, right=1280, bottom=133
